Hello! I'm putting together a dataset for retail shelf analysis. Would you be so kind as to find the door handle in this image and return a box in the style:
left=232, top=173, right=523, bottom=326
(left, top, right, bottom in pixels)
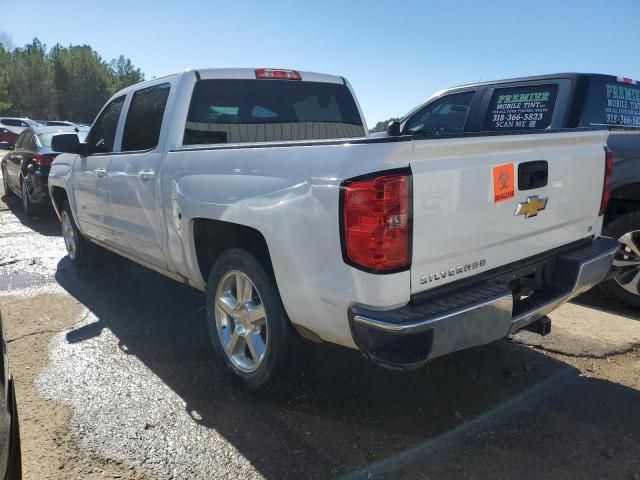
left=95, top=168, right=107, bottom=178
left=138, top=170, right=156, bottom=181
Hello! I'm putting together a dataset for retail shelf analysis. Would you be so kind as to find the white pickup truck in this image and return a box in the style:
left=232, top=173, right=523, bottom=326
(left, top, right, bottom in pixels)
left=48, top=68, right=619, bottom=389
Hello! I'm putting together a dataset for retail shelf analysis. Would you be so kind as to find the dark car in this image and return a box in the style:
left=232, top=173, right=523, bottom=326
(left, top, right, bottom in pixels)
left=0, top=126, right=88, bottom=216
left=0, top=311, right=21, bottom=479
left=396, top=73, right=640, bottom=307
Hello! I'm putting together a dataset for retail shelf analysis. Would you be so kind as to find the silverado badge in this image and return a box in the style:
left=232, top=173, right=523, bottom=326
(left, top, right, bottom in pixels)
left=514, top=195, right=548, bottom=218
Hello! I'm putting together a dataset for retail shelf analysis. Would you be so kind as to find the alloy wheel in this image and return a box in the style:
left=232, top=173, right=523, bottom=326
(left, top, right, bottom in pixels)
left=214, top=270, right=269, bottom=372
left=21, top=180, right=29, bottom=211
left=60, top=210, right=77, bottom=261
left=613, top=230, right=640, bottom=295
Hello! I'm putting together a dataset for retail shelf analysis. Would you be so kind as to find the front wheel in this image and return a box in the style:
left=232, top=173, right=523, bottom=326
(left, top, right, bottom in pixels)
left=600, top=211, right=640, bottom=309
left=2, top=165, right=13, bottom=197
left=60, top=201, right=92, bottom=263
left=205, top=249, right=305, bottom=390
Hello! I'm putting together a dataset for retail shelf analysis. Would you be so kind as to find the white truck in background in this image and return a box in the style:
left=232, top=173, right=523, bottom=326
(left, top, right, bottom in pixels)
left=47, top=68, right=618, bottom=389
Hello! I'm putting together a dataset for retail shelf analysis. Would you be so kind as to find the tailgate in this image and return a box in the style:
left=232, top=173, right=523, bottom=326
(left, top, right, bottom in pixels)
left=410, top=129, right=608, bottom=295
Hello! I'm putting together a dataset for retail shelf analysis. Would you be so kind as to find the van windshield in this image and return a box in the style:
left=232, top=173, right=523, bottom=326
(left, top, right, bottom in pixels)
left=581, top=77, right=640, bottom=128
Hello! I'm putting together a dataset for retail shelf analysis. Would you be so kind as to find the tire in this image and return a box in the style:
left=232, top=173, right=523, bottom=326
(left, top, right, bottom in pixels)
left=1, top=165, right=13, bottom=197
left=205, top=248, right=305, bottom=391
left=600, top=211, right=640, bottom=309
left=20, top=177, right=37, bottom=217
left=6, top=378, right=21, bottom=480
left=60, top=200, right=92, bottom=263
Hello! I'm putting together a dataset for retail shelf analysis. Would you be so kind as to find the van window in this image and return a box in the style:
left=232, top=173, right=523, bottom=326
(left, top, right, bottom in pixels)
left=183, top=79, right=365, bottom=145
left=581, top=77, right=640, bottom=128
left=404, top=91, right=475, bottom=135
left=483, top=84, right=558, bottom=131
left=122, top=83, right=171, bottom=151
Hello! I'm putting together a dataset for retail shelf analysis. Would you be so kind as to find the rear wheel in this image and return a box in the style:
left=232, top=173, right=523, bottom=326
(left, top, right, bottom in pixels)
left=21, top=177, right=37, bottom=217
left=205, top=249, right=305, bottom=390
left=600, top=211, right=640, bottom=309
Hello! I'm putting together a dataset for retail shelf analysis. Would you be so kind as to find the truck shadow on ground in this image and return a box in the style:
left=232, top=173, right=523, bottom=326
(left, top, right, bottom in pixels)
left=0, top=191, right=60, bottom=237
left=573, top=287, right=640, bottom=321
left=54, top=254, right=640, bottom=480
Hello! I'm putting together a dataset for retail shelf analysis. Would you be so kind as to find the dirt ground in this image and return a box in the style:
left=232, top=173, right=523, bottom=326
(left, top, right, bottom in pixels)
left=0, top=180, right=639, bottom=480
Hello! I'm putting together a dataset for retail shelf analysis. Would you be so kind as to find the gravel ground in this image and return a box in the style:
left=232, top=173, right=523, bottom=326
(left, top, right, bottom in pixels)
left=0, top=182, right=639, bottom=479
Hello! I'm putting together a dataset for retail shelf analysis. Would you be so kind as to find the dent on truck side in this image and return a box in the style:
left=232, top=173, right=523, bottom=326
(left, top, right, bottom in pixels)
left=163, top=141, right=413, bottom=347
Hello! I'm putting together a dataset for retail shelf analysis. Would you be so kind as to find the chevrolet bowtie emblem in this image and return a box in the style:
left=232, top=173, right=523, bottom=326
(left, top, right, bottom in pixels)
left=514, top=195, right=548, bottom=218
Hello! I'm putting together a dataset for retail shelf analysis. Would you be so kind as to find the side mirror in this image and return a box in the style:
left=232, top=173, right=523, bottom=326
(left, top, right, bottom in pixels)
left=386, top=121, right=401, bottom=136
left=0, top=142, right=14, bottom=151
left=51, top=133, right=86, bottom=155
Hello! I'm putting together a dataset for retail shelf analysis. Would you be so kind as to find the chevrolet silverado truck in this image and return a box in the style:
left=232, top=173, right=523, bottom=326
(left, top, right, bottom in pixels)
left=47, top=68, right=618, bottom=389
left=393, top=73, right=640, bottom=308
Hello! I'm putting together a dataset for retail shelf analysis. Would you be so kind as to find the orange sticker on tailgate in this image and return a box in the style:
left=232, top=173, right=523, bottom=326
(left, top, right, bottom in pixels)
left=492, top=163, right=515, bottom=203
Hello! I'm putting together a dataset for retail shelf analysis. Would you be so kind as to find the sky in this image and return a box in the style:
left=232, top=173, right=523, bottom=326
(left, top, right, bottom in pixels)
left=1, top=0, right=639, bottom=127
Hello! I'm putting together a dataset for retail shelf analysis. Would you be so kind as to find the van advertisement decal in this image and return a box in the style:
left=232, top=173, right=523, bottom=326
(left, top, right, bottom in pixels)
left=492, top=163, right=515, bottom=203
left=602, top=84, right=640, bottom=127
left=484, top=85, right=558, bottom=131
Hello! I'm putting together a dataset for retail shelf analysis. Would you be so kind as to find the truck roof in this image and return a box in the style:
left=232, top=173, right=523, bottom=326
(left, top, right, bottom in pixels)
left=194, top=68, right=345, bottom=85
left=121, top=68, right=346, bottom=93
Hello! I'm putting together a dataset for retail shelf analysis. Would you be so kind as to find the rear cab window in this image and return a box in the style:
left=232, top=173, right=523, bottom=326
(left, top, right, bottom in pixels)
left=483, top=84, right=559, bottom=131
left=581, top=77, right=640, bottom=128
left=183, top=79, right=365, bottom=145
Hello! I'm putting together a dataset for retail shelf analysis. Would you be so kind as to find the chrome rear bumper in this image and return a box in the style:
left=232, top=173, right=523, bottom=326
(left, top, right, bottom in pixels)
left=349, top=237, right=619, bottom=370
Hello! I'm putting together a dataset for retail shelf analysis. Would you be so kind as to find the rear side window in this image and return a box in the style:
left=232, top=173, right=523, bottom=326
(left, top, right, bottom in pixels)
left=86, top=96, right=126, bottom=154
left=1, top=119, right=28, bottom=127
left=581, top=78, right=640, bottom=128
left=20, top=132, right=33, bottom=151
left=183, top=79, right=365, bottom=145
left=404, top=91, right=475, bottom=135
left=14, top=132, right=27, bottom=149
left=122, top=83, right=171, bottom=151
left=483, top=84, right=558, bottom=131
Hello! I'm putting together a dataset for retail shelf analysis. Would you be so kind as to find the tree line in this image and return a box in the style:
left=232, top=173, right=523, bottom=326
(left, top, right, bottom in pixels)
left=368, top=117, right=401, bottom=133
left=0, top=38, right=144, bottom=123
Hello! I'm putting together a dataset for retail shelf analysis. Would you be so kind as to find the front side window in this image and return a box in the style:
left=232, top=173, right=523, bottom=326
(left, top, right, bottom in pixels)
left=483, top=84, right=558, bottom=131
left=405, top=91, right=475, bottom=135
left=85, top=96, right=126, bottom=155
left=122, top=83, right=171, bottom=151
left=183, top=79, right=365, bottom=145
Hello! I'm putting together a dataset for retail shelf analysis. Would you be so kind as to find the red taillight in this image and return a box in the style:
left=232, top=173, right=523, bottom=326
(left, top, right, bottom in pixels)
left=32, top=154, right=56, bottom=167
left=255, top=68, right=301, bottom=80
left=342, top=172, right=411, bottom=272
left=599, top=147, right=614, bottom=216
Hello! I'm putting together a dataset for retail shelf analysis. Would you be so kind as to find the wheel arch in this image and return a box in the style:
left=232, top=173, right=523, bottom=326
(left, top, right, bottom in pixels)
left=192, top=218, right=274, bottom=286
left=606, top=182, right=640, bottom=223
left=49, top=186, right=69, bottom=218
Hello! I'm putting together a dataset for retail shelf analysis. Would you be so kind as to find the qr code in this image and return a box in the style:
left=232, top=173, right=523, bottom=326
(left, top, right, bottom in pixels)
left=529, top=120, right=537, bottom=128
